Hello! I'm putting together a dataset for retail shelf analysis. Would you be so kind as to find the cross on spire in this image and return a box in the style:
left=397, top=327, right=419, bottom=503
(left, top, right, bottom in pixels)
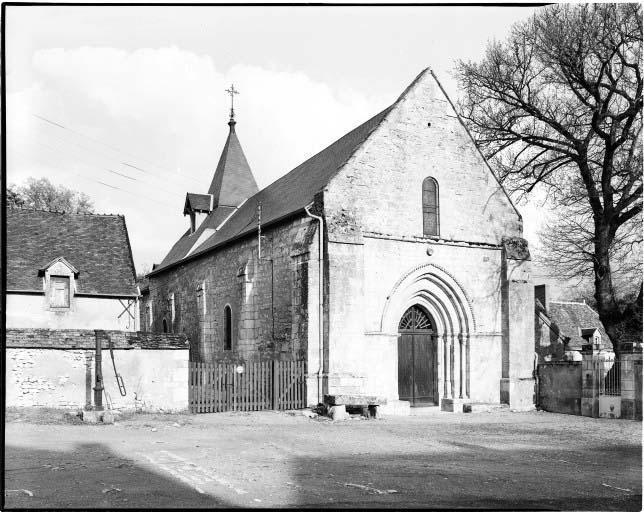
left=225, top=84, right=239, bottom=123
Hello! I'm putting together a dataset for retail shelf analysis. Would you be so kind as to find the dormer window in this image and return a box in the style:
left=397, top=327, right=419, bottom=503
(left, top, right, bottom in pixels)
left=50, top=276, right=70, bottom=308
left=184, top=193, right=214, bottom=234
left=40, top=256, right=78, bottom=311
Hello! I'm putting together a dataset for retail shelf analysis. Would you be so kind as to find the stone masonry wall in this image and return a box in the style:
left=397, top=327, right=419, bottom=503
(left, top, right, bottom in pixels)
left=6, top=329, right=189, bottom=411
left=147, top=217, right=316, bottom=363
left=325, top=69, right=523, bottom=246
left=537, top=362, right=582, bottom=415
left=6, top=328, right=188, bottom=349
left=318, top=69, right=527, bottom=403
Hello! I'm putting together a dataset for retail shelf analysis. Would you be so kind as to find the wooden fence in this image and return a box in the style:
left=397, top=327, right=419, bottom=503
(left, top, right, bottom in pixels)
left=189, top=359, right=307, bottom=413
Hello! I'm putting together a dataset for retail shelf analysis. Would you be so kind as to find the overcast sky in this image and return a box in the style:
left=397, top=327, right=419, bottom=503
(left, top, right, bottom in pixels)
left=6, top=3, right=549, bottom=274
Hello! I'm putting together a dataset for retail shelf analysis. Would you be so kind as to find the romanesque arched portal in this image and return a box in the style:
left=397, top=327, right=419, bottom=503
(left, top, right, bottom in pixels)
left=398, top=305, right=438, bottom=406
left=381, top=263, right=475, bottom=404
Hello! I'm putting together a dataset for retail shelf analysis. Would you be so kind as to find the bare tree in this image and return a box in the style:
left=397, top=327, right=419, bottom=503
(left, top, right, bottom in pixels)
left=6, top=184, right=25, bottom=208
left=7, top=177, right=94, bottom=213
left=456, top=3, right=642, bottom=351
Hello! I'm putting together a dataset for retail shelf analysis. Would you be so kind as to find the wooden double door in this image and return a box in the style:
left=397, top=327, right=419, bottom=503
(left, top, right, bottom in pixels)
left=398, top=305, right=438, bottom=406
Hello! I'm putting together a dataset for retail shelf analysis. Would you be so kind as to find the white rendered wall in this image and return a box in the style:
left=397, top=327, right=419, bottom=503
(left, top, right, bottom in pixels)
left=6, top=294, right=138, bottom=331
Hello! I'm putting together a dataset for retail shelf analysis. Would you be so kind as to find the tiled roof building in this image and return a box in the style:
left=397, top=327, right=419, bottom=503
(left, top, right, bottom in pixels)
left=6, top=207, right=139, bottom=330
left=145, top=69, right=536, bottom=412
left=534, top=284, right=612, bottom=362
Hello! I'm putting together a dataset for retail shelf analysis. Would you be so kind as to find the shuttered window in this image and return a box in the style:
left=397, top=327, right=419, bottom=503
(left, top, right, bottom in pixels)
left=422, top=177, right=440, bottom=237
left=50, top=276, right=70, bottom=308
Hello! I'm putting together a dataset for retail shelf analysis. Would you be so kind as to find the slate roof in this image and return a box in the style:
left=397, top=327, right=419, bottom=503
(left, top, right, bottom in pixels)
left=152, top=103, right=393, bottom=275
left=547, top=301, right=611, bottom=350
left=151, top=67, right=521, bottom=276
left=208, top=121, right=259, bottom=208
left=7, top=207, right=138, bottom=296
left=158, top=206, right=236, bottom=268
left=184, top=193, right=213, bottom=214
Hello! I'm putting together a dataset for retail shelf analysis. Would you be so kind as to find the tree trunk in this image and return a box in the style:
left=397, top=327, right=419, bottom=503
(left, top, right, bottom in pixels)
left=593, top=225, right=643, bottom=354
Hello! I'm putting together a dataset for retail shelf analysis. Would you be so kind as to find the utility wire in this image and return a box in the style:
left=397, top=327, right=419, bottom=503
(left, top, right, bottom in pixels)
left=87, top=176, right=174, bottom=206
left=32, top=113, right=204, bottom=186
left=28, top=136, right=179, bottom=197
left=9, top=143, right=178, bottom=209
left=108, top=169, right=136, bottom=181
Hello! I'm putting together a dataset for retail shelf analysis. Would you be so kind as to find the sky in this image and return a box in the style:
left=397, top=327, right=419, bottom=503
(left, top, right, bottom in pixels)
left=6, top=3, right=555, bottom=279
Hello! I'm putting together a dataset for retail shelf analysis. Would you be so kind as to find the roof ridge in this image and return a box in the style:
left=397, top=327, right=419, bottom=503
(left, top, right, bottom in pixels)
left=6, top=205, right=123, bottom=217
left=258, top=104, right=394, bottom=194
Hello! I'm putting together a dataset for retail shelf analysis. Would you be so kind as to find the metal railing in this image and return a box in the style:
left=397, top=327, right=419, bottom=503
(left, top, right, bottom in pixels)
left=597, top=359, right=622, bottom=396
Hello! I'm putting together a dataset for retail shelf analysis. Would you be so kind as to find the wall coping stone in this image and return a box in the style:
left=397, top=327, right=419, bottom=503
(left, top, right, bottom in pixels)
left=6, top=328, right=189, bottom=350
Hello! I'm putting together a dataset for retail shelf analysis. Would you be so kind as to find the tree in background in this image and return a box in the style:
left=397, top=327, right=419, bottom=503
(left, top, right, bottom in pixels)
left=456, top=3, right=642, bottom=351
left=7, top=177, right=94, bottom=213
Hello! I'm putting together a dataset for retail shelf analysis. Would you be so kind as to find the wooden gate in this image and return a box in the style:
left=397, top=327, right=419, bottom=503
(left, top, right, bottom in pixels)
left=189, top=359, right=307, bottom=413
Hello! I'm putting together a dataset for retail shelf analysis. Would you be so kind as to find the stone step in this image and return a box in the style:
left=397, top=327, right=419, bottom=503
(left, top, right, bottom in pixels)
left=410, top=406, right=443, bottom=416
left=467, top=403, right=510, bottom=413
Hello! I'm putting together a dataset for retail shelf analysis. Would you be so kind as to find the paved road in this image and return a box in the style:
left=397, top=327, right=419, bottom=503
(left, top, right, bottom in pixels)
left=4, top=409, right=642, bottom=509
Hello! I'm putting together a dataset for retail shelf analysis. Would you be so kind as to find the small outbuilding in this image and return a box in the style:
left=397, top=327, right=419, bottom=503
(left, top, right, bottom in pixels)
left=6, top=207, right=139, bottom=330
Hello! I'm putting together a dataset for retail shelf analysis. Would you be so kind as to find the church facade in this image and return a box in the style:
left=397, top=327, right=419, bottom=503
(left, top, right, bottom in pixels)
left=144, top=68, right=535, bottom=413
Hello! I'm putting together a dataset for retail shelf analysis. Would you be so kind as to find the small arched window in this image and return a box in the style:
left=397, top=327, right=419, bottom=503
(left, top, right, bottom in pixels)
left=422, top=177, right=439, bottom=237
left=223, top=305, right=232, bottom=351
left=162, top=318, right=168, bottom=333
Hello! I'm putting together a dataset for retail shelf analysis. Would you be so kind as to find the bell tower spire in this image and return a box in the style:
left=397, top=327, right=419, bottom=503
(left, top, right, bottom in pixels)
left=206, top=84, right=258, bottom=207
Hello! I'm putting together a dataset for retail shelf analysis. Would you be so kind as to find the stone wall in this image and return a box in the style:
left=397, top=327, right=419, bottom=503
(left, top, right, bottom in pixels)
left=324, top=235, right=508, bottom=403
left=537, top=347, right=643, bottom=420
left=537, top=362, right=582, bottom=415
left=6, top=329, right=189, bottom=411
left=6, top=328, right=188, bottom=349
left=319, top=69, right=531, bottom=406
left=324, top=69, right=523, bottom=246
left=146, top=217, right=316, bottom=364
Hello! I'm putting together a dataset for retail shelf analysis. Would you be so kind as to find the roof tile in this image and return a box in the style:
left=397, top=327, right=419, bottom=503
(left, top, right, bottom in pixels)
left=7, top=208, right=138, bottom=296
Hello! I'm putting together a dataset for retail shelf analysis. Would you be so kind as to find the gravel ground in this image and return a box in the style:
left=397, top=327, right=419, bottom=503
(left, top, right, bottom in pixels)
left=4, top=408, right=642, bottom=509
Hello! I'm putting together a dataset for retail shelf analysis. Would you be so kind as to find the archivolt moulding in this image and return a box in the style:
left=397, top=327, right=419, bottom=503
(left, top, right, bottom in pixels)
left=380, top=262, right=476, bottom=335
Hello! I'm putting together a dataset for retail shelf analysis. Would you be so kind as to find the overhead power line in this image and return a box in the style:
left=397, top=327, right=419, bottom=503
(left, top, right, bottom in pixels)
left=28, top=135, right=179, bottom=197
left=9, top=142, right=178, bottom=209
left=108, top=169, right=137, bottom=181
left=32, top=112, right=204, bottom=186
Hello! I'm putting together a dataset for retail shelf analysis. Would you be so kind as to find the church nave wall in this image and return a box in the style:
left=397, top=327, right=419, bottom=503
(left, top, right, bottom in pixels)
left=146, top=216, right=316, bottom=364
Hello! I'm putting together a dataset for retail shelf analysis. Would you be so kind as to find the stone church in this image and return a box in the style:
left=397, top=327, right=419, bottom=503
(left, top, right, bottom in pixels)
left=144, top=68, right=535, bottom=413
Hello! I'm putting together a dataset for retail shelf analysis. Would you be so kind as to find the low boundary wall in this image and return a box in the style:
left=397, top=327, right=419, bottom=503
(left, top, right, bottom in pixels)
left=537, top=362, right=582, bottom=415
left=538, top=347, right=642, bottom=420
left=6, top=328, right=189, bottom=412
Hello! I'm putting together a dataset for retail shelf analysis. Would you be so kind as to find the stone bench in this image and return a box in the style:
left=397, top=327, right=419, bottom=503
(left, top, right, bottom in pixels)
left=324, top=394, right=387, bottom=420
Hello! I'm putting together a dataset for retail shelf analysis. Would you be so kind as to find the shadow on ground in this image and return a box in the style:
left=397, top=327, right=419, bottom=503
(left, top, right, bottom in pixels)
left=4, top=443, right=233, bottom=509
left=287, top=446, right=642, bottom=510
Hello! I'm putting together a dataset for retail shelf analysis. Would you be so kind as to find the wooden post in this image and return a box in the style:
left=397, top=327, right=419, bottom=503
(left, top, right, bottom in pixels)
left=272, top=359, right=279, bottom=410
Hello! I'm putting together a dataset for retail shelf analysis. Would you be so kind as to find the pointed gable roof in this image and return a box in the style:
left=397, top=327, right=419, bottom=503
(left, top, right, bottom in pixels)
left=152, top=104, right=392, bottom=274
left=183, top=193, right=213, bottom=215
left=151, top=67, right=520, bottom=276
left=7, top=207, right=138, bottom=296
left=208, top=120, right=259, bottom=208
left=547, top=301, right=611, bottom=350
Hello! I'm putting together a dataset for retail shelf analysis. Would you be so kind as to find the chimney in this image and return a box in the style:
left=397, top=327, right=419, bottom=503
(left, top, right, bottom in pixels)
left=535, top=284, right=549, bottom=310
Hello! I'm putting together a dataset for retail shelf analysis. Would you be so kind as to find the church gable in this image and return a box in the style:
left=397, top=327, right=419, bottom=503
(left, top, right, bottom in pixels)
left=325, top=68, right=522, bottom=244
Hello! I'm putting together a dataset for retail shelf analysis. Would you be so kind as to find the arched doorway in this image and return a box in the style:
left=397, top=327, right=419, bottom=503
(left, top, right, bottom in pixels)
left=398, top=305, right=438, bottom=406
